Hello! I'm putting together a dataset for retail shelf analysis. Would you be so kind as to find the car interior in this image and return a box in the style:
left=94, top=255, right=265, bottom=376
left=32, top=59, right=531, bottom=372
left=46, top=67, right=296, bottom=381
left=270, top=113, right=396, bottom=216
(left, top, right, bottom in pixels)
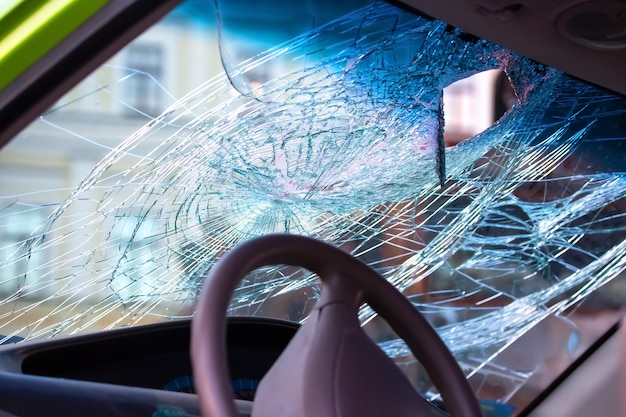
left=0, top=0, right=625, bottom=416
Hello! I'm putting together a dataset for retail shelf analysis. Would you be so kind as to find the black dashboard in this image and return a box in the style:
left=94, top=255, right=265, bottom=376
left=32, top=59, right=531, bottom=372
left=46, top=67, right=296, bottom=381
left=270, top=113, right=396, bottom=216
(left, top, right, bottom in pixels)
left=0, top=317, right=298, bottom=417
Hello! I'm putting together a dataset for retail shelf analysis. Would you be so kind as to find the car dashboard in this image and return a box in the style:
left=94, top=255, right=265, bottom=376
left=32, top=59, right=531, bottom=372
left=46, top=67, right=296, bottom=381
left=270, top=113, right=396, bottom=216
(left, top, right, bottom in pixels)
left=0, top=317, right=299, bottom=417
left=0, top=314, right=619, bottom=417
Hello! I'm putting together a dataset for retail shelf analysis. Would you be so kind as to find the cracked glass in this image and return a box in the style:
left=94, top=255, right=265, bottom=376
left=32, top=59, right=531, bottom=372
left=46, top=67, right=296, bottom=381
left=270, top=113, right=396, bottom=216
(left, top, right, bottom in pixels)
left=1, top=0, right=625, bottom=414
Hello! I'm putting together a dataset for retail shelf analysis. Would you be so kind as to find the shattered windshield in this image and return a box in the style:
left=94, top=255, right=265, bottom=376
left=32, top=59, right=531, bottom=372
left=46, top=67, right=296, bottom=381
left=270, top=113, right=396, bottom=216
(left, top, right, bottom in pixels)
left=1, top=0, right=625, bottom=414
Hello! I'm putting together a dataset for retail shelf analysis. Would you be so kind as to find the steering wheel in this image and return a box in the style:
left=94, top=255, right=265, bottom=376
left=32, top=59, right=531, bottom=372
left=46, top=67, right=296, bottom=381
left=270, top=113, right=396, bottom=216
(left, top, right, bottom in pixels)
left=191, top=234, right=482, bottom=417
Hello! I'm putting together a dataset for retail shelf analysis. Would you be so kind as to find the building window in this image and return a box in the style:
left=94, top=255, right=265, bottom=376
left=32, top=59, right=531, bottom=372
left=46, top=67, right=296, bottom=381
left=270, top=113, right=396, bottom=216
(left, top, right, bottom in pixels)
left=108, top=214, right=160, bottom=303
left=124, top=43, right=164, bottom=117
left=0, top=210, right=47, bottom=298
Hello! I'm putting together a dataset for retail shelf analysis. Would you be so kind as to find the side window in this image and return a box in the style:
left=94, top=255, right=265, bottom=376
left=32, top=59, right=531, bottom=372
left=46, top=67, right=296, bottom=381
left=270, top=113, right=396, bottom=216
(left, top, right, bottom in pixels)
left=123, top=43, right=164, bottom=117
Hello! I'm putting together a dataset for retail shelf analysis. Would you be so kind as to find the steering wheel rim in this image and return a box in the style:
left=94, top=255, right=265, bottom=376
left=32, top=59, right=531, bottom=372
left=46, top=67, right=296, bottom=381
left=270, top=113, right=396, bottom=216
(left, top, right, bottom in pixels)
left=191, top=234, right=482, bottom=417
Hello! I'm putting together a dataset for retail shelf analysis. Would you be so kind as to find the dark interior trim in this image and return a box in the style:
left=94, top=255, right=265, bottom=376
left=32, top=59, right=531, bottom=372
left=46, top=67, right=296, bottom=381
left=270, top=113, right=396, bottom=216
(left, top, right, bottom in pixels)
left=384, top=0, right=434, bottom=21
